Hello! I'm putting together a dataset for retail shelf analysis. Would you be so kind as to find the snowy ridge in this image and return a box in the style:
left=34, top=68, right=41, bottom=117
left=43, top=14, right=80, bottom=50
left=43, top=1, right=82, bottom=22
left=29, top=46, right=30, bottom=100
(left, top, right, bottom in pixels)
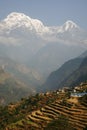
left=62, top=20, right=79, bottom=31
left=0, top=12, right=79, bottom=34
left=0, top=12, right=87, bottom=46
left=1, top=12, right=50, bottom=34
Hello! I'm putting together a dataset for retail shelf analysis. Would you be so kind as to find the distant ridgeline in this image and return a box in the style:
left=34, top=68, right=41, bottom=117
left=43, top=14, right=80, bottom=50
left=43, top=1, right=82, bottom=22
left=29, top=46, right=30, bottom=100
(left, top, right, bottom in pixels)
left=42, top=51, right=87, bottom=92
left=0, top=66, right=34, bottom=105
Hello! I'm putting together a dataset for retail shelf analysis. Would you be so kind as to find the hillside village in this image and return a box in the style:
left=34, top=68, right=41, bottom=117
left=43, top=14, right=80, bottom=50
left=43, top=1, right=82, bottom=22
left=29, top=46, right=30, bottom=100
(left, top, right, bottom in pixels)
left=0, top=82, right=87, bottom=130
left=45, top=82, right=87, bottom=99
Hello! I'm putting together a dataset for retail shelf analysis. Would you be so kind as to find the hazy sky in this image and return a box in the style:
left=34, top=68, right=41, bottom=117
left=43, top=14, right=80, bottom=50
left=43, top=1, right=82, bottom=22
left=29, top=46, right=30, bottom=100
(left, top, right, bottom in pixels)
left=0, top=0, right=87, bottom=29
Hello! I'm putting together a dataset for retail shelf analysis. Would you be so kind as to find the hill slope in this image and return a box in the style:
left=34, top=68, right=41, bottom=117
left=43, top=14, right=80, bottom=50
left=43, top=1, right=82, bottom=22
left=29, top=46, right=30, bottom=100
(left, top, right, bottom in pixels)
left=0, top=82, right=87, bottom=130
left=0, top=55, right=44, bottom=88
left=0, top=67, right=34, bottom=105
left=43, top=50, right=87, bottom=91
left=42, top=58, right=83, bottom=91
left=60, top=56, right=87, bottom=87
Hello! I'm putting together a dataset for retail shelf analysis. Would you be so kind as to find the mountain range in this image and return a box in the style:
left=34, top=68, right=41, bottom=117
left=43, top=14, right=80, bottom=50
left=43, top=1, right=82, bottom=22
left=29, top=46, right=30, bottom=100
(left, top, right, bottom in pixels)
left=0, top=55, right=43, bottom=87
left=59, top=56, right=87, bottom=87
left=42, top=50, right=87, bottom=91
left=0, top=12, right=87, bottom=91
left=0, top=67, right=35, bottom=105
left=0, top=12, right=87, bottom=77
left=0, top=12, right=87, bottom=130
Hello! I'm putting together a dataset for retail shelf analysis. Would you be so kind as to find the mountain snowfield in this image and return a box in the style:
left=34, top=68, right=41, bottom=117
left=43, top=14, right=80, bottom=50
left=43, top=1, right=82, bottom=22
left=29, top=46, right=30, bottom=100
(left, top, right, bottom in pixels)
left=0, top=12, right=87, bottom=45
left=0, top=12, right=49, bottom=34
left=0, top=12, right=78, bottom=34
left=0, top=12, right=87, bottom=81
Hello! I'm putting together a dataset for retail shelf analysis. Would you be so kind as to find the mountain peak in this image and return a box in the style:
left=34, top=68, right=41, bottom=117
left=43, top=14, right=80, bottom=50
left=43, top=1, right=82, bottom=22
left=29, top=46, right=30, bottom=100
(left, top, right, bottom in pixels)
left=3, top=12, right=32, bottom=29
left=0, top=12, right=85, bottom=45
left=65, top=20, right=77, bottom=25
left=4, top=12, right=43, bottom=26
left=62, top=20, right=79, bottom=31
left=5, top=12, right=31, bottom=21
left=2, top=12, right=46, bottom=33
left=4, top=12, right=31, bottom=23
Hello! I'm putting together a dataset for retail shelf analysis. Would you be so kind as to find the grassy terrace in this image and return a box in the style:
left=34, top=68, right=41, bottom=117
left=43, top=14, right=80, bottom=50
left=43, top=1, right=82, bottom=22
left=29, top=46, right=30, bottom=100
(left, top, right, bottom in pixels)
left=0, top=84, right=87, bottom=130
left=6, top=96, right=87, bottom=130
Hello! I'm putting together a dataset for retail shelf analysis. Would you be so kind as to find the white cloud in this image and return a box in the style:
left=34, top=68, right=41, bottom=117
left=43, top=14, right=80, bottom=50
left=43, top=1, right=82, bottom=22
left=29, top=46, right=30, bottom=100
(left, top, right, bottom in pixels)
left=0, top=36, right=22, bottom=46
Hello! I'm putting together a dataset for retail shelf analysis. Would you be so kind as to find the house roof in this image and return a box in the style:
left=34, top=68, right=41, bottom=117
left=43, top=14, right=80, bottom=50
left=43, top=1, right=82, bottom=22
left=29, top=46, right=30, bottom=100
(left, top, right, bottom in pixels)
left=71, top=92, right=87, bottom=97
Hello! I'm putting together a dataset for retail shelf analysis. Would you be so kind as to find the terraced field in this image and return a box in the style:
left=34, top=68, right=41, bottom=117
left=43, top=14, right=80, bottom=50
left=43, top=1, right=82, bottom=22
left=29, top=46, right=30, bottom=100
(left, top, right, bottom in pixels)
left=7, top=96, right=87, bottom=130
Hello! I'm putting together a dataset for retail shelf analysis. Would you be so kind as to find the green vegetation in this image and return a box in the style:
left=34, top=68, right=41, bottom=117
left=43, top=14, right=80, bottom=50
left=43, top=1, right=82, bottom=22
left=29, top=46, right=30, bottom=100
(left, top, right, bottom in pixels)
left=0, top=83, right=87, bottom=130
left=0, top=67, right=87, bottom=130
left=45, top=115, right=75, bottom=130
left=0, top=92, right=60, bottom=130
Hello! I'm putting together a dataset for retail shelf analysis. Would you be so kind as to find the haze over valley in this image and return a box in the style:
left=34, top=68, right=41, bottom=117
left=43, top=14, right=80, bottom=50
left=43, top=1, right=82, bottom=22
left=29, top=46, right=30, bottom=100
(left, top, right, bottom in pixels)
left=0, top=12, right=87, bottom=76
left=0, top=12, right=87, bottom=103
left=0, top=1, right=87, bottom=130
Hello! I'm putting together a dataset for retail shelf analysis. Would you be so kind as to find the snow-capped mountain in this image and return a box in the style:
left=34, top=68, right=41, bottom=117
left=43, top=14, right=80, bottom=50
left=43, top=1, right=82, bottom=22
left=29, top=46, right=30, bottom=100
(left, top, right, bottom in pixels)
left=0, top=12, right=80, bottom=36
left=0, top=12, right=50, bottom=35
left=0, top=12, right=86, bottom=46
left=0, top=12, right=87, bottom=82
left=61, top=20, right=79, bottom=31
left=49, top=20, right=79, bottom=33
